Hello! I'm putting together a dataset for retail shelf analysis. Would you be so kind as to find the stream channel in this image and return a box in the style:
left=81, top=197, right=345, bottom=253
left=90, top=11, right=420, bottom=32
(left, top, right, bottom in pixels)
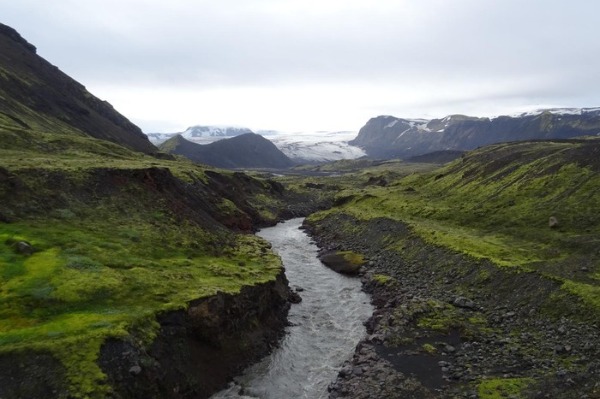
left=211, top=217, right=373, bottom=399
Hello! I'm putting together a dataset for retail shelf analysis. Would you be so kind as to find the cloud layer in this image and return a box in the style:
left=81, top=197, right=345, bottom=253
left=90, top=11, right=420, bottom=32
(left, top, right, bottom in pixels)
left=3, top=0, right=600, bottom=131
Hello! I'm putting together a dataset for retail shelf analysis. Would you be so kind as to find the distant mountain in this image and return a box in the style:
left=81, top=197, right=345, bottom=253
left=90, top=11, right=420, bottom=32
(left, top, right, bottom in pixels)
left=159, top=133, right=294, bottom=169
left=147, top=126, right=252, bottom=144
left=351, top=108, right=600, bottom=159
left=0, top=23, right=156, bottom=154
left=149, top=128, right=365, bottom=164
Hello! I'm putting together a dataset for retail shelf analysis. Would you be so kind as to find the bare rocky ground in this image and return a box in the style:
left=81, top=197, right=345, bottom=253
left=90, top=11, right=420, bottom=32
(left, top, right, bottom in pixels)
left=304, top=214, right=600, bottom=399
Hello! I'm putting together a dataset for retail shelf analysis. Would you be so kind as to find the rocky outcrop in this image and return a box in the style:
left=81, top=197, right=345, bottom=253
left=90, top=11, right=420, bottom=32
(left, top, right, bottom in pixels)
left=351, top=110, right=600, bottom=159
left=159, top=133, right=294, bottom=169
left=0, top=352, right=66, bottom=399
left=99, top=271, right=292, bottom=399
left=0, top=165, right=289, bottom=231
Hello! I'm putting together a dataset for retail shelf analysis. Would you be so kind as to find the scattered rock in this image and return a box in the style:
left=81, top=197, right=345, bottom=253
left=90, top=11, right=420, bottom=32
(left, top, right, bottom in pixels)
left=128, top=365, right=142, bottom=376
left=15, top=241, right=34, bottom=255
left=452, top=296, right=477, bottom=310
left=288, top=290, right=302, bottom=304
left=304, top=213, right=600, bottom=399
left=549, top=216, right=559, bottom=228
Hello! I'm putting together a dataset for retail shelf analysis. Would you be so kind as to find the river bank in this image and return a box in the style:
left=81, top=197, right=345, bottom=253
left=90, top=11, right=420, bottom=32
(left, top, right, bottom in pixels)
left=212, top=218, right=372, bottom=399
left=303, top=213, right=600, bottom=398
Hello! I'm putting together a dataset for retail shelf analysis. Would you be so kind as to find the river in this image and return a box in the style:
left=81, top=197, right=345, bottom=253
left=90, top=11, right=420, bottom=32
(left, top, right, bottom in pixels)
left=210, top=218, right=373, bottom=399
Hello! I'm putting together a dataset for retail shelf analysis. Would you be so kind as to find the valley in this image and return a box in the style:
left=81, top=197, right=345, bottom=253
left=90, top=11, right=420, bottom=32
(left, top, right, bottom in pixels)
left=1, top=21, right=599, bottom=399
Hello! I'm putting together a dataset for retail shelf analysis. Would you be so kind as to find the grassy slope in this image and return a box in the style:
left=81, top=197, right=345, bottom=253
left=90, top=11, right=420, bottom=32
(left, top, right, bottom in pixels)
left=307, top=139, right=600, bottom=316
left=296, top=140, right=600, bottom=397
left=0, top=125, right=286, bottom=397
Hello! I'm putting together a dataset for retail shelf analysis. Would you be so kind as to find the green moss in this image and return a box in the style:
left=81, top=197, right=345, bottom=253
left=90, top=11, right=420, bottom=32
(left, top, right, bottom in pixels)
left=372, top=273, right=393, bottom=284
left=339, top=250, right=365, bottom=266
left=561, top=280, right=600, bottom=314
left=477, top=377, right=533, bottom=399
left=422, top=343, right=437, bottom=354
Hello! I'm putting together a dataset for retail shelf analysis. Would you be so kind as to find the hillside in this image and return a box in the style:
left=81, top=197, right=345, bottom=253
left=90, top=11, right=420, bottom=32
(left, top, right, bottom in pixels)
left=351, top=109, right=600, bottom=159
left=159, top=133, right=294, bottom=169
left=303, top=137, right=600, bottom=397
left=0, top=24, right=319, bottom=399
left=0, top=23, right=156, bottom=154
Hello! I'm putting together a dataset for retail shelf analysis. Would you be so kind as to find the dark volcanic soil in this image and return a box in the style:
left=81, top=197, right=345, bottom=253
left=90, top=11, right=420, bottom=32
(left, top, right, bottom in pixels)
left=304, top=214, right=600, bottom=399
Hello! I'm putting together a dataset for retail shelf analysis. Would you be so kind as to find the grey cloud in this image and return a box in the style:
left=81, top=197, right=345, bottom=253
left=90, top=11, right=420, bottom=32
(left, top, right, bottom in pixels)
left=2, top=0, right=600, bottom=126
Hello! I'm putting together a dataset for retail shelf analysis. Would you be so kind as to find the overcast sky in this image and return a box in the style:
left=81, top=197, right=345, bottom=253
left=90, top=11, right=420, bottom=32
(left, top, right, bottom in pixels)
left=3, top=0, right=600, bottom=132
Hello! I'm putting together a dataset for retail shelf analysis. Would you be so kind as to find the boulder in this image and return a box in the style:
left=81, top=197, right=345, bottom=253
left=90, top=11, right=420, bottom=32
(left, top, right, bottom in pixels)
left=15, top=241, right=34, bottom=255
left=319, top=250, right=365, bottom=275
left=452, top=296, right=477, bottom=310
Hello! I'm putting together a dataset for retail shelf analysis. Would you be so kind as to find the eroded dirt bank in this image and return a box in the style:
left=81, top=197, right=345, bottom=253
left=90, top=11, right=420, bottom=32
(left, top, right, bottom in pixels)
left=304, top=214, right=600, bottom=399
left=99, top=270, right=292, bottom=399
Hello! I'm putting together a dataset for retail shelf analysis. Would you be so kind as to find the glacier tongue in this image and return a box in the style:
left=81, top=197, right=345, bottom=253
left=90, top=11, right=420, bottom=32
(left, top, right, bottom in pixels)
left=267, top=131, right=365, bottom=163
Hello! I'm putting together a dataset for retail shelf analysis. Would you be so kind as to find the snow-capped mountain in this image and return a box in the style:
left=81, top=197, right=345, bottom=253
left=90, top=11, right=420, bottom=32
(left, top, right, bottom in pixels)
left=147, top=126, right=365, bottom=164
left=504, top=107, right=600, bottom=119
left=351, top=108, right=600, bottom=159
left=146, top=125, right=252, bottom=145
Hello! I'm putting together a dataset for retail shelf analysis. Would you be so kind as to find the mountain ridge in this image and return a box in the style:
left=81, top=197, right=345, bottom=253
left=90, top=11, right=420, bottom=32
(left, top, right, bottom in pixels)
left=351, top=108, right=600, bottom=159
left=147, top=125, right=253, bottom=144
left=159, top=133, right=294, bottom=169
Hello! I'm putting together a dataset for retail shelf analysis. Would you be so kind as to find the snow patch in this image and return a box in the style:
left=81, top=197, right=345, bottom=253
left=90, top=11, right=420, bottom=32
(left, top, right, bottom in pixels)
left=386, top=120, right=399, bottom=128
left=494, top=107, right=600, bottom=120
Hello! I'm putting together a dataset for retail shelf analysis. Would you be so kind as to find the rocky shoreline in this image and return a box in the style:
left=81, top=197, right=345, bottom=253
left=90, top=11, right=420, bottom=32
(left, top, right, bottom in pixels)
left=303, top=214, right=600, bottom=398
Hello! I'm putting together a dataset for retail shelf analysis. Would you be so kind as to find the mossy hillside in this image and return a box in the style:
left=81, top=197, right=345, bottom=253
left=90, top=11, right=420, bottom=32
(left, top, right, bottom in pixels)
left=274, top=159, right=440, bottom=215
left=308, top=139, right=600, bottom=315
left=0, top=210, right=282, bottom=397
left=0, top=139, right=291, bottom=398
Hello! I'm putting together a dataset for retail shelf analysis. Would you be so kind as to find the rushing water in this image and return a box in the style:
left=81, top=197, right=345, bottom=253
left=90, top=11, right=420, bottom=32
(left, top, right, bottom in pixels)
left=211, top=218, right=373, bottom=399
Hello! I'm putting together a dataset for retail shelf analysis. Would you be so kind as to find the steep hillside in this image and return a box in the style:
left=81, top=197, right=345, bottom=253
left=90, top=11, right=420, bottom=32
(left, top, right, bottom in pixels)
left=0, top=23, right=156, bottom=154
left=351, top=109, right=600, bottom=159
left=304, top=138, right=600, bottom=397
left=0, top=24, right=324, bottom=399
left=159, top=133, right=294, bottom=169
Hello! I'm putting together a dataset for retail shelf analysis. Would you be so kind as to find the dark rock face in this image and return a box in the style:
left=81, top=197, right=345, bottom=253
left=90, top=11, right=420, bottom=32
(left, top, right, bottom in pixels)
left=351, top=110, right=600, bottom=159
left=159, top=133, right=294, bottom=169
left=0, top=23, right=156, bottom=154
left=99, top=271, right=291, bottom=399
left=0, top=352, right=66, bottom=399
